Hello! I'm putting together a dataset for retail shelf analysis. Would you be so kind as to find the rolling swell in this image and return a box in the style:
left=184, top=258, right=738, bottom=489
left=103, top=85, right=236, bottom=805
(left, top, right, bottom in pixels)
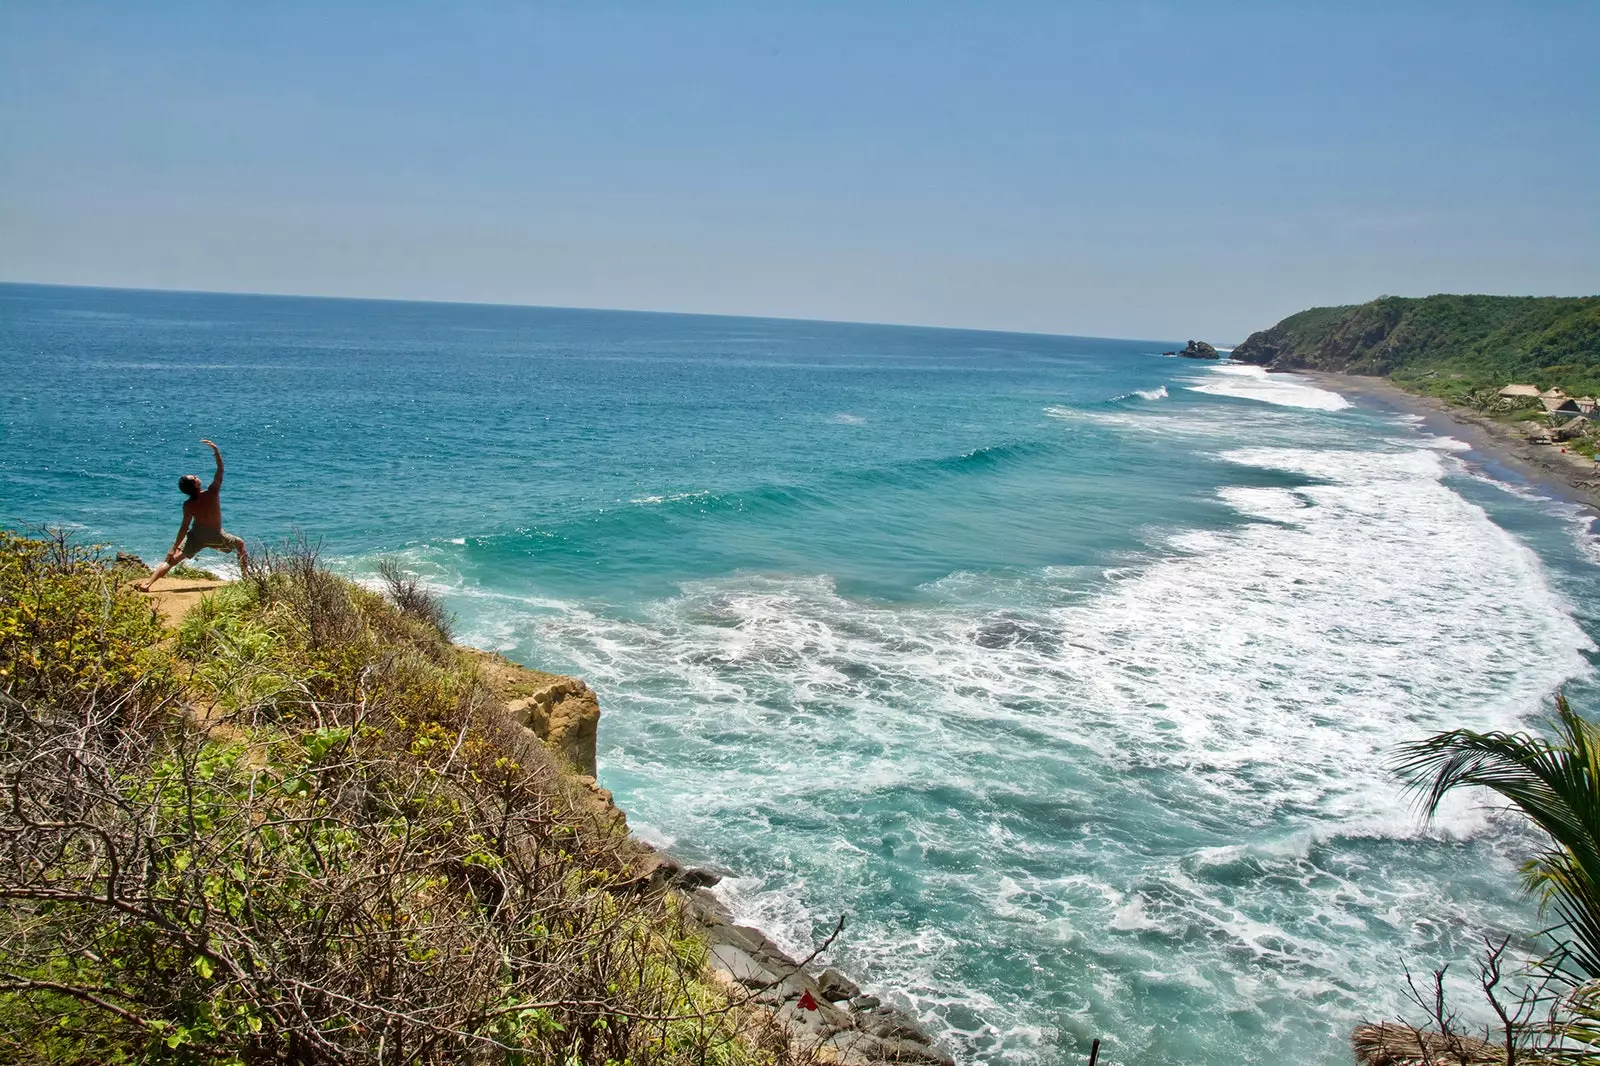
left=467, top=438, right=1064, bottom=554
left=495, top=431, right=1594, bottom=1066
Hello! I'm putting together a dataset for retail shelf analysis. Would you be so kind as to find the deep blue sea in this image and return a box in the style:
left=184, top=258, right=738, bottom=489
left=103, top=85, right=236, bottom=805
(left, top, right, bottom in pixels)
left=4, top=283, right=1599, bottom=1065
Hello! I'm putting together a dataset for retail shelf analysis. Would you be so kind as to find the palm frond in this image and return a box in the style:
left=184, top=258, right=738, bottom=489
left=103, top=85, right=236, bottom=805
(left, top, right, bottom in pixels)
left=1393, top=693, right=1600, bottom=977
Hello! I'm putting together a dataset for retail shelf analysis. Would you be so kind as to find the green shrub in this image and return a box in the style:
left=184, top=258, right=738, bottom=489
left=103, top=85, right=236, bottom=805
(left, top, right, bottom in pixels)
left=0, top=530, right=785, bottom=1066
left=0, top=529, right=173, bottom=707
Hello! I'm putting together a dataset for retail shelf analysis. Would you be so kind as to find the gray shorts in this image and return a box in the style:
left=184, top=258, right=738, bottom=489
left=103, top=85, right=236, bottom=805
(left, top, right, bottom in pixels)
left=183, top=524, right=243, bottom=558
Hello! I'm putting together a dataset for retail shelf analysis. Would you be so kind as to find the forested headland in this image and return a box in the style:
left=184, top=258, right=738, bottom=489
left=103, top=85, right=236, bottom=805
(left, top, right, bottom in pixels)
left=1230, top=294, right=1600, bottom=401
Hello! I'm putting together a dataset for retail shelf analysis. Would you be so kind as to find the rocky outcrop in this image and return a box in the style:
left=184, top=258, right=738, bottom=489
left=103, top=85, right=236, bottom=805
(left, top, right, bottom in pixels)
left=1165, top=339, right=1218, bottom=359
left=685, top=889, right=953, bottom=1066
left=115, top=551, right=152, bottom=574
left=506, top=676, right=600, bottom=776
left=469, top=650, right=601, bottom=777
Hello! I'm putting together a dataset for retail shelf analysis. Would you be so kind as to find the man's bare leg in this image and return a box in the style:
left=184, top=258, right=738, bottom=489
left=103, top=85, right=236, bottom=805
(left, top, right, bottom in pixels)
left=139, top=547, right=189, bottom=593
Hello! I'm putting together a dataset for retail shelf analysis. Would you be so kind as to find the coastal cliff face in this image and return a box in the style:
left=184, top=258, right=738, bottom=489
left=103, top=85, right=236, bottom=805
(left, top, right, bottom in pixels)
left=1232, top=294, right=1600, bottom=388
left=471, top=651, right=601, bottom=776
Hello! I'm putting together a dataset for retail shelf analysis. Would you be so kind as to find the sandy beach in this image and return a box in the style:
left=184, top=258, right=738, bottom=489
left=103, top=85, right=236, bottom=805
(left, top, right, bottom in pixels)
left=1302, top=370, right=1600, bottom=517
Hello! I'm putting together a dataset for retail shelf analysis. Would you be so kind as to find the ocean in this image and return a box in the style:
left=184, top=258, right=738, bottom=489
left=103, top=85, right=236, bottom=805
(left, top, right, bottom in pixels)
left=3, top=282, right=1598, bottom=1064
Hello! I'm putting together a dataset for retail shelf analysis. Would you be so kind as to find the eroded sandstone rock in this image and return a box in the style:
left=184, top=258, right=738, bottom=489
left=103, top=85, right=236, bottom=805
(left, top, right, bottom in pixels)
left=505, top=676, right=600, bottom=775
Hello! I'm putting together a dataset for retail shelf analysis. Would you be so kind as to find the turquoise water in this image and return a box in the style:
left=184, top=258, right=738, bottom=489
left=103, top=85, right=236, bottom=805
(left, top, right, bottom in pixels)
left=4, top=282, right=1599, bottom=1064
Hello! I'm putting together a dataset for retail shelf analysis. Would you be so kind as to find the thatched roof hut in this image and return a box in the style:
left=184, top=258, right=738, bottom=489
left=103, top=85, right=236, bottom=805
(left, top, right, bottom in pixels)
left=1499, top=384, right=1540, bottom=398
left=1351, top=1022, right=1504, bottom=1065
left=1541, top=386, right=1570, bottom=400
left=1556, top=415, right=1592, bottom=441
left=1579, top=396, right=1598, bottom=415
left=1543, top=395, right=1581, bottom=414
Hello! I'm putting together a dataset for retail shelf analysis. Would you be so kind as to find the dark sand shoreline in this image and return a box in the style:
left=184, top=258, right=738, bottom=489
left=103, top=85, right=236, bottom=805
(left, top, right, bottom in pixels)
left=1297, top=370, right=1600, bottom=518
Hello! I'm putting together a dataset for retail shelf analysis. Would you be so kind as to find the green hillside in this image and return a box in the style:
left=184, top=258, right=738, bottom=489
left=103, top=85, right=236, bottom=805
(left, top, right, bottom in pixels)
left=1230, top=294, right=1600, bottom=401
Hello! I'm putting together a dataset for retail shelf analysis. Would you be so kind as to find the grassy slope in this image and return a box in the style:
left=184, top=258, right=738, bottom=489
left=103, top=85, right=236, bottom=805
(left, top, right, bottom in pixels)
left=0, top=532, right=791, bottom=1066
left=1231, top=294, right=1600, bottom=402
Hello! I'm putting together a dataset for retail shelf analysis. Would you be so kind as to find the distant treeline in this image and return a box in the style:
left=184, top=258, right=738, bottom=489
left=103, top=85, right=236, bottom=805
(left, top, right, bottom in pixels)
left=1231, top=294, right=1600, bottom=400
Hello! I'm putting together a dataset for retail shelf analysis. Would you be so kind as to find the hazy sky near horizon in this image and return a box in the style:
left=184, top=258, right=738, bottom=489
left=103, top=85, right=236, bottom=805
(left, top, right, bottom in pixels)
left=2, top=3, right=1597, bottom=342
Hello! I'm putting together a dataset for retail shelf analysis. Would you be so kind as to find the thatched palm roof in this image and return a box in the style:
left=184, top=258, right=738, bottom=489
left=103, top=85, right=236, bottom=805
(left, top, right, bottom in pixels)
left=1500, top=384, right=1541, bottom=398
left=1351, top=1022, right=1504, bottom=1065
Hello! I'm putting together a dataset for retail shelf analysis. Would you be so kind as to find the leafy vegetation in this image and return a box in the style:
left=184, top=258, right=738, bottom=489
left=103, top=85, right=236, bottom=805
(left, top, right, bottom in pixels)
left=0, top=531, right=798, bottom=1065
left=1354, top=694, right=1600, bottom=1061
left=1232, top=294, right=1600, bottom=401
left=1396, top=694, right=1600, bottom=980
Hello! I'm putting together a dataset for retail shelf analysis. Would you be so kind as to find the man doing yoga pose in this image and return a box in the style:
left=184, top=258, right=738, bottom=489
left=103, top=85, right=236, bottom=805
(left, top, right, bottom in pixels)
left=139, top=439, right=250, bottom=591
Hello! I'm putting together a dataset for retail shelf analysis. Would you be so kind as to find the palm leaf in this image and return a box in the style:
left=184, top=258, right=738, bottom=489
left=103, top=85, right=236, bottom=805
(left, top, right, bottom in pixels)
left=1393, top=693, right=1600, bottom=976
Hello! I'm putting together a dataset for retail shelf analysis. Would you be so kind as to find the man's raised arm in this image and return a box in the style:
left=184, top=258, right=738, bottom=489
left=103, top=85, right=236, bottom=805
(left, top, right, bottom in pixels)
left=202, top=438, right=223, bottom=490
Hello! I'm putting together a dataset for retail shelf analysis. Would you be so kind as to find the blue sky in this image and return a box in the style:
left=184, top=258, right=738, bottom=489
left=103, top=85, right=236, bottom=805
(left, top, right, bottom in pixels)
left=2, top=2, right=1596, bottom=341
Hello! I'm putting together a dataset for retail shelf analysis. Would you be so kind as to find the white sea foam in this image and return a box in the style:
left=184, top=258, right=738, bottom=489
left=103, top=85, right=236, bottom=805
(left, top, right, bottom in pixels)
left=1186, top=364, right=1352, bottom=411
left=200, top=558, right=242, bottom=581
left=1390, top=434, right=1471, bottom=453
left=463, top=435, right=1594, bottom=1064
left=420, top=380, right=1598, bottom=1061
left=629, top=491, right=711, bottom=506
left=1578, top=517, right=1600, bottom=568
left=1110, top=386, right=1168, bottom=402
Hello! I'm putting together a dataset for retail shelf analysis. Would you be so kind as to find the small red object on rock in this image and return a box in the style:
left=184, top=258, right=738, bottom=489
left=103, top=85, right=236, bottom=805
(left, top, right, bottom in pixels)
left=797, top=990, right=819, bottom=1011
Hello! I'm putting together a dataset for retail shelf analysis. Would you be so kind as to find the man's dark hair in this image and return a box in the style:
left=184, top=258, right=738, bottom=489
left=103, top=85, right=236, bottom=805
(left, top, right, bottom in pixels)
left=178, top=475, right=203, bottom=498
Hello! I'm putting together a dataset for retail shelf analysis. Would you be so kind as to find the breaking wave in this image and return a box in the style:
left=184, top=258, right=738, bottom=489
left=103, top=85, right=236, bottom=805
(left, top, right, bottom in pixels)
left=1186, top=364, right=1352, bottom=411
left=442, top=440, right=1593, bottom=1065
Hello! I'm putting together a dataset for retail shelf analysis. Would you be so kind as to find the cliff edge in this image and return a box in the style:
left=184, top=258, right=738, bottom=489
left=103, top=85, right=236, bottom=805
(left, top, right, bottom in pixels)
left=133, top=569, right=951, bottom=1066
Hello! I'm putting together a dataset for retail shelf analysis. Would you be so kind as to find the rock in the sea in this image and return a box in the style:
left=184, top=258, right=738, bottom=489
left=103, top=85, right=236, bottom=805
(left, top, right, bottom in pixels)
left=859, top=1006, right=932, bottom=1043
left=1164, top=339, right=1219, bottom=359
left=819, top=967, right=861, bottom=1001
left=114, top=551, right=151, bottom=574
left=677, top=866, right=723, bottom=889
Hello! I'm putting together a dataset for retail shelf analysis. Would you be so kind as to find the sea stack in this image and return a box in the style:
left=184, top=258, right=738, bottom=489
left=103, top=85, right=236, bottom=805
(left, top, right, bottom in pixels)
left=1167, top=339, right=1219, bottom=359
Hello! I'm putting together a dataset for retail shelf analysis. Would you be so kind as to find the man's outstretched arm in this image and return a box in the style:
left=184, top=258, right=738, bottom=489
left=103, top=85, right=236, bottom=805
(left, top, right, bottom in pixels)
left=202, top=438, right=223, bottom=490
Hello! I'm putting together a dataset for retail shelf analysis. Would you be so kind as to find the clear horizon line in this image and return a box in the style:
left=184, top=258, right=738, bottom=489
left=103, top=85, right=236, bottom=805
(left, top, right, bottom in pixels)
left=0, top=277, right=1201, bottom=348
